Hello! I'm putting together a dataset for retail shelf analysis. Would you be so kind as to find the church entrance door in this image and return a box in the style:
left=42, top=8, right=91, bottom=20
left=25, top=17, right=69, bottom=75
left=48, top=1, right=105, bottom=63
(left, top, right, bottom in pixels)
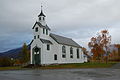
left=33, top=46, right=41, bottom=65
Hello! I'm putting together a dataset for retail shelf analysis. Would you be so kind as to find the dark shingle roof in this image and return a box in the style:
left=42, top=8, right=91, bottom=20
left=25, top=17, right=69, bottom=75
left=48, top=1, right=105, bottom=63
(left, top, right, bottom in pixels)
left=40, top=38, right=52, bottom=44
left=32, top=22, right=50, bottom=30
left=50, top=33, right=81, bottom=48
left=38, top=10, right=46, bottom=17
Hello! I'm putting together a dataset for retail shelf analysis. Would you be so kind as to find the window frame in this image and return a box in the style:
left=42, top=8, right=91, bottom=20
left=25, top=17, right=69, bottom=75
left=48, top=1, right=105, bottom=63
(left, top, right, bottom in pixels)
left=46, top=29, right=48, bottom=35
left=43, top=17, right=45, bottom=20
left=43, top=28, right=45, bottom=34
left=39, top=17, right=41, bottom=20
left=77, top=48, right=79, bottom=59
left=62, top=54, right=66, bottom=58
left=47, top=44, right=50, bottom=50
left=62, top=45, right=66, bottom=58
left=35, top=27, right=38, bottom=32
left=70, top=47, right=73, bottom=58
left=38, top=35, right=39, bottom=38
left=62, top=46, right=66, bottom=53
left=54, top=54, right=57, bottom=60
left=34, top=36, right=36, bottom=39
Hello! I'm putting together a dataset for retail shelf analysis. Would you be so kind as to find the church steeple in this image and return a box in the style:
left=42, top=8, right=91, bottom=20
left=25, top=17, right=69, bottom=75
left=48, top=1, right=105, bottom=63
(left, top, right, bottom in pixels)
left=38, top=5, right=46, bottom=17
left=38, top=5, right=46, bottom=26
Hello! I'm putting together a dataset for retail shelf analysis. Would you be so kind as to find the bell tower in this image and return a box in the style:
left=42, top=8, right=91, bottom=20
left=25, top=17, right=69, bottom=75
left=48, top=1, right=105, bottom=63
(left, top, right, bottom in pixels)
left=38, top=5, right=46, bottom=26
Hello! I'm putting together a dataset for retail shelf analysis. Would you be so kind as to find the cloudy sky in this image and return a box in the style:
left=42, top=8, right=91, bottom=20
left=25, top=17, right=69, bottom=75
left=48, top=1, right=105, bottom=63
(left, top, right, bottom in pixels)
left=0, top=0, right=120, bottom=52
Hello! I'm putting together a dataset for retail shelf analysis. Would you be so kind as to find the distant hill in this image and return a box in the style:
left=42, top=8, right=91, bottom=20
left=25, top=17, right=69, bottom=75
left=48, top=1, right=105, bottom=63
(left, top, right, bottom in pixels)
left=0, top=45, right=30, bottom=59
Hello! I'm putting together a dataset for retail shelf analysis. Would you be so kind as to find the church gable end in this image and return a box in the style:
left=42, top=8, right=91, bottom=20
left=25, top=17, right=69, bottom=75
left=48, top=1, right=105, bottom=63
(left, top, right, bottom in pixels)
left=32, top=22, right=50, bottom=30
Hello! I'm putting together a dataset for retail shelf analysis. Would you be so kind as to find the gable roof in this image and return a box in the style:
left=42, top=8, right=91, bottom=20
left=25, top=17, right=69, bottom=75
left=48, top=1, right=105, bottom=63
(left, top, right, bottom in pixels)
left=50, top=33, right=82, bottom=48
left=40, top=38, right=52, bottom=44
left=32, top=22, right=50, bottom=30
left=30, top=39, right=34, bottom=45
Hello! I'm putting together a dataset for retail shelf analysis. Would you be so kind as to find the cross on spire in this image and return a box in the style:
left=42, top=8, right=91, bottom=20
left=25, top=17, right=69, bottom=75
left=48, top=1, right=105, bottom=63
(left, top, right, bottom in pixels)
left=41, top=3, right=43, bottom=11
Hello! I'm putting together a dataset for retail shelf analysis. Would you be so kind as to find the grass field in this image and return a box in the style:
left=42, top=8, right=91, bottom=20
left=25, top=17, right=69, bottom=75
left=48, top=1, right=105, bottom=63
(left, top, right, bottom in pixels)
left=0, top=66, right=22, bottom=71
left=39, top=62, right=118, bottom=69
left=0, top=62, right=118, bottom=70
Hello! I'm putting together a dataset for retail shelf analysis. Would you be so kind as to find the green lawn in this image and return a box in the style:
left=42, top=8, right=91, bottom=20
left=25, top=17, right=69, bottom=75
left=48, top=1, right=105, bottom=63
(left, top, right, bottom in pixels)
left=39, top=62, right=118, bottom=69
left=0, top=66, right=22, bottom=71
left=0, top=62, right=118, bottom=70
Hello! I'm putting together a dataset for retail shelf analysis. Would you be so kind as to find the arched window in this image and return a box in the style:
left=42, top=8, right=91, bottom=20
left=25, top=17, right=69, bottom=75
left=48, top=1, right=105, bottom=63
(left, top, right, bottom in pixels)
left=34, top=47, right=39, bottom=53
left=70, top=47, right=73, bottom=58
left=39, top=17, right=41, bottom=20
left=62, top=46, right=66, bottom=58
left=54, top=54, right=57, bottom=60
left=43, top=17, right=45, bottom=20
left=35, top=27, right=38, bottom=32
left=62, top=46, right=66, bottom=53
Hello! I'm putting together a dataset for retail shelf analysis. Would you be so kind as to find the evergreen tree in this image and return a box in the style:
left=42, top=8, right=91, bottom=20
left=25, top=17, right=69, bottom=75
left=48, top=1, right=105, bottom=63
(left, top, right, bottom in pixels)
left=19, top=43, right=30, bottom=64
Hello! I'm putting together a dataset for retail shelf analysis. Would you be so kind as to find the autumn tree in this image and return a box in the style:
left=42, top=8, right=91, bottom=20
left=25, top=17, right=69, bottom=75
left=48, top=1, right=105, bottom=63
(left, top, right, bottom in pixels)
left=82, top=47, right=88, bottom=55
left=82, top=47, right=91, bottom=62
left=88, top=30, right=111, bottom=62
left=112, top=44, right=120, bottom=61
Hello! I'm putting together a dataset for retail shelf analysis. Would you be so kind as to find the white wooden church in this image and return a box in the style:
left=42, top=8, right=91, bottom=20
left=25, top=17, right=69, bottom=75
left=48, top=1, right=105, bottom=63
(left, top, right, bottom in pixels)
left=30, top=7, right=87, bottom=65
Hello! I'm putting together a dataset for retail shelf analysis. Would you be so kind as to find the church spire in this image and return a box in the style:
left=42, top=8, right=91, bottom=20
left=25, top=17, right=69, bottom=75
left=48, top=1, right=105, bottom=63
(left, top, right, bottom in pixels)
left=38, top=5, right=46, bottom=17
left=38, top=4, right=46, bottom=26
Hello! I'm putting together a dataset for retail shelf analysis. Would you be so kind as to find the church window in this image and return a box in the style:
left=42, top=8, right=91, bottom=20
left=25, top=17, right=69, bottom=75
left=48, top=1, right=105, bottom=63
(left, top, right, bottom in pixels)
left=43, top=28, right=45, bottom=34
left=62, top=46, right=66, bottom=53
left=47, top=44, right=50, bottom=50
left=77, top=49, right=79, bottom=59
left=34, top=36, right=36, bottom=39
left=39, top=17, right=41, bottom=20
left=70, top=47, right=73, bottom=58
left=38, top=35, right=39, bottom=38
left=62, top=54, right=66, bottom=58
left=35, top=27, right=38, bottom=32
left=46, top=29, right=48, bottom=35
left=54, top=54, right=57, bottom=60
left=62, top=46, right=66, bottom=58
left=43, top=17, right=45, bottom=20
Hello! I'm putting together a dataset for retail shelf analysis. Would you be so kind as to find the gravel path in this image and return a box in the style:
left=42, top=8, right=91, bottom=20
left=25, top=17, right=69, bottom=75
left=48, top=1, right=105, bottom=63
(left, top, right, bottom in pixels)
left=112, top=62, right=120, bottom=69
left=0, top=68, right=120, bottom=80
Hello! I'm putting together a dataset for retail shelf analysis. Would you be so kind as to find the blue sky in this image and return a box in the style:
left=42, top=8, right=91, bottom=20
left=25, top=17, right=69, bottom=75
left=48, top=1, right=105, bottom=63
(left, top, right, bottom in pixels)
left=0, top=0, right=120, bottom=52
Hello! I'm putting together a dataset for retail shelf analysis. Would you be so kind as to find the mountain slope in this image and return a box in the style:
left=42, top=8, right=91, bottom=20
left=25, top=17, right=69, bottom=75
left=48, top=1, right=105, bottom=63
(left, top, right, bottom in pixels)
left=0, top=45, right=30, bottom=59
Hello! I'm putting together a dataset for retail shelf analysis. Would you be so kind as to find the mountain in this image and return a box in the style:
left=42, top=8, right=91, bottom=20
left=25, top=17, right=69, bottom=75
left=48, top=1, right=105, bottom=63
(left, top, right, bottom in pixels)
left=0, top=45, right=30, bottom=59
left=0, top=47, right=22, bottom=58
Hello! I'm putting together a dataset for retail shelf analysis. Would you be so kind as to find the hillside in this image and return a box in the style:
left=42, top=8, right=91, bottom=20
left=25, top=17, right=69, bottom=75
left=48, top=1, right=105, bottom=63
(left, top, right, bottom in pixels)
left=0, top=45, right=30, bottom=59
